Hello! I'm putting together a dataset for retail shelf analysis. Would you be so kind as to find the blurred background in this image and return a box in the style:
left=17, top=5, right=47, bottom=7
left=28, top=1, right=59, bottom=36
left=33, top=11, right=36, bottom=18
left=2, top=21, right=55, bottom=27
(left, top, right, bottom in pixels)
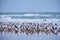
left=0, top=0, right=60, bottom=40
left=0, top=0, right=60, bottom=13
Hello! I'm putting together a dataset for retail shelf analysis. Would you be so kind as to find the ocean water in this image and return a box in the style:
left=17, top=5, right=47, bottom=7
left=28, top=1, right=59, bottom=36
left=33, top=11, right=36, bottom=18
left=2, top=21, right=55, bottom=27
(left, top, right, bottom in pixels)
left=0, top=12, right=60, bottom=19
left=0, top=12, right=60, bottom=40
left=0, top=12, right=60, bottom=22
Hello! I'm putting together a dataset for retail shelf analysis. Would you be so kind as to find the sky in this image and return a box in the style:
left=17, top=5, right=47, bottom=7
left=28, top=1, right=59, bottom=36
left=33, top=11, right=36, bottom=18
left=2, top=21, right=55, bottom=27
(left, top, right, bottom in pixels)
left=0, top=0, right=60, bottom=13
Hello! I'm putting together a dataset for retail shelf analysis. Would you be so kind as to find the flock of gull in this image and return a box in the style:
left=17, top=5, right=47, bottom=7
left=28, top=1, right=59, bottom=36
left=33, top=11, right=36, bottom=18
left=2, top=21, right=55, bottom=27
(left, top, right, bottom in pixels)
left=0, top=22, right=60, bottom=35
